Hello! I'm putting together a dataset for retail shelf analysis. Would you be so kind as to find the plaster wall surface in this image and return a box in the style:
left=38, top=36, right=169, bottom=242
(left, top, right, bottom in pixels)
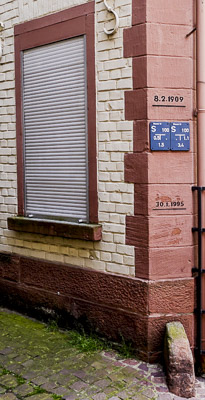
left=0, top=0, right=134, bottom=277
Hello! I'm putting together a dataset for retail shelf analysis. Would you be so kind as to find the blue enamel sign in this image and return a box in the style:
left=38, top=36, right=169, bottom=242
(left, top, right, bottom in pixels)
left=150, top=122, right=170, bottom=151
left=171, top=122, right=190, bottom=151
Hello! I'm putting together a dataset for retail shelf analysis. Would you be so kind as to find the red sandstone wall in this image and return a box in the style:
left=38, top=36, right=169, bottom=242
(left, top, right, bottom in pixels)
left=124, top=0, right=195, bottom=279
left=124, top=0, right=195, bottom=354
left=0, top=253, right=194, bottom=362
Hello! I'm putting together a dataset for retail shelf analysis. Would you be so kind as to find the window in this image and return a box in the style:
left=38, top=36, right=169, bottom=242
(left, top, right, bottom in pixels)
left=14, top=2, right=98, bottom=225
left=23, top=37, right=88, bottom=222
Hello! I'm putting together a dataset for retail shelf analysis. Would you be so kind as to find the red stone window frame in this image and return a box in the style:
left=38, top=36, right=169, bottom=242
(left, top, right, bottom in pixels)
left=14, top=2, right=98, bottom=227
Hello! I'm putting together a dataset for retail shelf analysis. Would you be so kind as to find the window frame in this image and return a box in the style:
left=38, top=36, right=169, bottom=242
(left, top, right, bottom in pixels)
left=14, top=1, right=98, bottom=224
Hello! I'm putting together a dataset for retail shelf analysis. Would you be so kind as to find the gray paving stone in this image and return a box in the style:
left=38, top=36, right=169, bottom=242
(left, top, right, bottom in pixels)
left=157, top=395, right=173, bottom=400
left=0, top=375, right=18, bottom=389
left=196, top=387, right=205, bottom=395
left=70, top=380, right=89, bottom=391
left=117, top=390, right=130, bottom=399
left=95, top=378, right=111, bottom=388
left=141, top=387, right=156, bottom=398
left=109, top=397, right=121, bottom=400
left=0, top=308, right=205, bottom=400
left=13, top=383, right=34, bottom=396
left=64, top=395, right=76, bottom=400
left=28, top=395, right=53, bottom=400
left=52, top=386, right=73, bottom=396
left=41, top=381, right=58, bottom=391
left=31, top=376, right=48, bottom=385
left=0, top=350, right=12, bottom=356
left=92, top=394, right=107, bottom=400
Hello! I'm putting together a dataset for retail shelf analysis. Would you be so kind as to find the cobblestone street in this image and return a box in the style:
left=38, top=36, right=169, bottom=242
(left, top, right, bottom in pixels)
left=0, top=308, right=204, bottom=400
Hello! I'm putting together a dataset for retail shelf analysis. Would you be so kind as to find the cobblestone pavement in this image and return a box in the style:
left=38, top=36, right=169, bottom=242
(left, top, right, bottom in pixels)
left=0, top=309, right=205, bottom=400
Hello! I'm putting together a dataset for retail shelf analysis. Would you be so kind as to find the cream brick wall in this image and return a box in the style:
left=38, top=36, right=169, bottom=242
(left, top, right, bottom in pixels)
left=0, top=0, right=134, bottom=276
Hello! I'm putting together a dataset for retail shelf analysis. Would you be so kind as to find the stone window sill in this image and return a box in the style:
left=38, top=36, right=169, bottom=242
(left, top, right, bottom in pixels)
left=7, top=217, right=102, bottom=241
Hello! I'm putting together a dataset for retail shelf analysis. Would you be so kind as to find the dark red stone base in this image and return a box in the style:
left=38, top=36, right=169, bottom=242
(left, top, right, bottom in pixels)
left=0, top=253, right=194, bottom=362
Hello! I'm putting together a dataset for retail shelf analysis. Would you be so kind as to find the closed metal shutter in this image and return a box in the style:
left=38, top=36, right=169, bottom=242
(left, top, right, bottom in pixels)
left=22, top=36, right=88, bottom=222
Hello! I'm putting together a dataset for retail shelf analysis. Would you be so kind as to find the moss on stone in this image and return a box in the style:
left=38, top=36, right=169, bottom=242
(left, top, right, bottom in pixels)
left=166, top=321, right=186, bottom=342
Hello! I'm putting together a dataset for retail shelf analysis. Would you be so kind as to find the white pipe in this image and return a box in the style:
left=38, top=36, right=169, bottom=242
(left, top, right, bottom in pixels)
left=197, top=0, right=205, bottom=186
left=0, top=22, right=4, bottom=59
left=103, top=0, right=119, bottom=36
left=0, top=39, right=2, bottom=59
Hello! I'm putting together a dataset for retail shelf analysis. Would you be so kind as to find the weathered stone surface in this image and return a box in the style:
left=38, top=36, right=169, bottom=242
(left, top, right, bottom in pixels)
left=164, top=321, right=195, bottom=398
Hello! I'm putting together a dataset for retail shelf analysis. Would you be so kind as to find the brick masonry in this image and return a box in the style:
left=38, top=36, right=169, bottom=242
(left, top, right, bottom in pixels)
left=0, top=0, right=135, bottom=276
left=0, top=0, right=197, bottom=361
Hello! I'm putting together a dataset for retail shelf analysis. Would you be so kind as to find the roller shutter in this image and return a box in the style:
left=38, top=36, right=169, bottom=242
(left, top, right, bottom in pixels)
left=22, top=36, right=88, bottom=222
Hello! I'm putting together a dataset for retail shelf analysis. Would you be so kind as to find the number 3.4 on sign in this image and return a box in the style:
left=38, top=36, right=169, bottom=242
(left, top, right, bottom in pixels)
left=170, top=122, right=190, bottom=151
